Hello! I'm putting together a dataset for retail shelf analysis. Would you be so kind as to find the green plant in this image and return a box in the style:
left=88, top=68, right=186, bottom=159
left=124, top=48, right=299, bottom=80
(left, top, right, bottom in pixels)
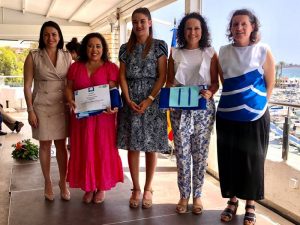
left=11, top=139, right=39, bottom=160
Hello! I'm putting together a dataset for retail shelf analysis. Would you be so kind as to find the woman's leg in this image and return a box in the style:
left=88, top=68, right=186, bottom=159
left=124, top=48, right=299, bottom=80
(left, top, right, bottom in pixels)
left=128, top=150, right=141, bottom=207
left=171, top=110, right=192, bottom=200
left=191, top=104, right=215, bottom=213
left=141, top=152, right=157, bottom=208
left=220, top=197, right=239, bottom=222
left=244, top=200, right=256, bottom=225
left=39, top=140, right=53, bottom=199
left=0, top=108, right=17, bottom=131
left=171, top=110, right=192, bottom=213
left=144, top=152, right=157, bottom=191
left=174, top=135, right=192, bottom=212
left=128, top=150, right=141, bottom=190
left=144, top=152, right=157, bottom=190
left=54, top=139, right=68, bottom=184
left=54, top=139, right=70, bottom=200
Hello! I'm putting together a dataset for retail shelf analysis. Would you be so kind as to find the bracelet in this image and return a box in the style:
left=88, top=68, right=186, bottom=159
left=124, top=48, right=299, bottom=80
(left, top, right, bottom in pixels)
left=27, top=106, right=34, bottom=112
left=148, top=95, right=155, bottom=101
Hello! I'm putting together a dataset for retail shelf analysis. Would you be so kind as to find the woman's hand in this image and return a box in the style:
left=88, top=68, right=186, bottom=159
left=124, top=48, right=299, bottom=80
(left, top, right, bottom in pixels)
left=67, top=100, right=76, bottom=113
left=200, top=89, right=213, bottom=100
left=28, top=111, right=38, bottom=128
left=104, top=107, right=118, bottom=114
left=165, top=82, right=174, bottom=88
left=128, top=100, right=141, bottom=113
left=138, top=98, right=152, bottom=114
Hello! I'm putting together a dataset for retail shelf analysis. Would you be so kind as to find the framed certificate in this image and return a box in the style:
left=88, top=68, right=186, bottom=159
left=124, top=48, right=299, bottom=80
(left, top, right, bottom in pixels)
left=74, top=85, right=123, bottom=119
left=74, top=84, right=110, bottom=118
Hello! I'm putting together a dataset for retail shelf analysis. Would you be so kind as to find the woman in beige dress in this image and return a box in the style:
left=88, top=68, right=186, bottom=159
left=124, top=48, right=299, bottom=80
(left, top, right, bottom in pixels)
left=23, top=21, right=72, bottom=201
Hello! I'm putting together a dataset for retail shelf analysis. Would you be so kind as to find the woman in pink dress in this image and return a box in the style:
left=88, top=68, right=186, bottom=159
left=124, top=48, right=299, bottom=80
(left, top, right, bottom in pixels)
left=65, top=32, right=124, bottom=203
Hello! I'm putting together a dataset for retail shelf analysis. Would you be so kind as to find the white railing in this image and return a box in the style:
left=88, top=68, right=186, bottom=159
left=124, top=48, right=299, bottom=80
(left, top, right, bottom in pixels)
left=0, top=75, right=23, bottom=87
left=269, top=101, right=300, bottom=159
left=0, top=76, right=24, bottom=109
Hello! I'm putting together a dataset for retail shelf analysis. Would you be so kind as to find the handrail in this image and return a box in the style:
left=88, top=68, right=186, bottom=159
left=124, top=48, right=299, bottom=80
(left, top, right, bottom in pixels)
left=269, top=101, right=300, bottom=109
left=268, top=101, right=300, bottom=160
left=0, top=75, right=23, bottom=78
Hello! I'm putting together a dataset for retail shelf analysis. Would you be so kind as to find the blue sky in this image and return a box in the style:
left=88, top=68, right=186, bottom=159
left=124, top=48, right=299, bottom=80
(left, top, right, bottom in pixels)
left=152, top=0, right=300, bottom=65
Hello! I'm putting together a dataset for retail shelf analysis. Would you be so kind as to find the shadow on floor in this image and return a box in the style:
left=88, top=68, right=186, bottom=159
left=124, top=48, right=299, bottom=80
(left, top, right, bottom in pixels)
left=8, top=160, right=292, bottom=225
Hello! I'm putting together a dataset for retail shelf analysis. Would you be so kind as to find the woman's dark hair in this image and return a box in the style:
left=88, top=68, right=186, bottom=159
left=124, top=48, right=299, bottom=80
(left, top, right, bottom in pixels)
left=177, top=12, right=211, bottom=50
left=38, top=21, right=64, bottom=49
left=227, top=9, right=260, bottom=43
left=79, top=32, right=109, bottom=62
left=66, top=37, right=81, bottom=55
left=127, top=7, right=153, bottom=58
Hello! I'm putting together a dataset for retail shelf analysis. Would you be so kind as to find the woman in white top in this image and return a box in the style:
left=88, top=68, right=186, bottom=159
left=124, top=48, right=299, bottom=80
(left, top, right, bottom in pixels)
left=217, top=9, right=275, bottom=225
left=166, top=12, right=219, bottom=215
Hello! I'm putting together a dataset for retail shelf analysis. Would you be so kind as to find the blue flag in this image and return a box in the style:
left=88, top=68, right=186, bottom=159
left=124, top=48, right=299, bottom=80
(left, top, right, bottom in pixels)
left=171, top=27, right=177, bottom=47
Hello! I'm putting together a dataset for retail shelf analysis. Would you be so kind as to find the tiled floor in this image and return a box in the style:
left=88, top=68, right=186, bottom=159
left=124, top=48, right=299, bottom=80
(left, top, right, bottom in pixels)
left=0, top=111, right=295, bottom=225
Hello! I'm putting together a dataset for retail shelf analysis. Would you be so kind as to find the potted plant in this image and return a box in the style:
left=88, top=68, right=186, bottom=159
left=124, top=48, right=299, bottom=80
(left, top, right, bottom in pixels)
left=11, top=139, right=39, bottom=160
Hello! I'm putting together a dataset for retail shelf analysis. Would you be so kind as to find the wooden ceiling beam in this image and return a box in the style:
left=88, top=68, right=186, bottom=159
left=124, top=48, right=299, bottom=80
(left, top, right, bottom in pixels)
left=46, top=0, right=57, bottom=17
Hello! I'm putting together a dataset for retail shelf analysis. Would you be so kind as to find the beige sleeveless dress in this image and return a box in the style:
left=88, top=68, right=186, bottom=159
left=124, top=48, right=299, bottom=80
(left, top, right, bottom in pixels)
left=31, top=49, right=71, bottom=140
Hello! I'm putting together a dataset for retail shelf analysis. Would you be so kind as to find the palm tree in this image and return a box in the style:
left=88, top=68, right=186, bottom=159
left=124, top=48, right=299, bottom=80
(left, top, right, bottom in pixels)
left=275, top=64, right=280, bottom=87
left=275, top=61, right=285, bottom=88
left=279, top=61, right=285, bottom=77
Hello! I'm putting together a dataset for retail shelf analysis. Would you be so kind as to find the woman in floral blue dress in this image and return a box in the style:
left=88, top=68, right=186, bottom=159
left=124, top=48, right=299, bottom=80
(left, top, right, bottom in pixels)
left=117, top=7, right=168, bottom=209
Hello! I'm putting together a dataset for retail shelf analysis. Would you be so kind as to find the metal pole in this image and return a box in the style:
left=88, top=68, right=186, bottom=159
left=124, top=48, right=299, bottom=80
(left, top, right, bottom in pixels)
left=282, top=107, right=290, bottom=160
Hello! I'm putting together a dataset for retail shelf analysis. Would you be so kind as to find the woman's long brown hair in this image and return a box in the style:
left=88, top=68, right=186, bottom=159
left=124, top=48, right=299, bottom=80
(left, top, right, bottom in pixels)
left=126, top=7, right=153, bottom=58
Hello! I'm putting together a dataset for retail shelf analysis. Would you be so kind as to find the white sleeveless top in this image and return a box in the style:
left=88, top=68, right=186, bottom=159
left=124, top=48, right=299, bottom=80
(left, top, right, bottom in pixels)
left=217, top=43, right=269, bottom=121
left=172, top=47, right=215, bottom=86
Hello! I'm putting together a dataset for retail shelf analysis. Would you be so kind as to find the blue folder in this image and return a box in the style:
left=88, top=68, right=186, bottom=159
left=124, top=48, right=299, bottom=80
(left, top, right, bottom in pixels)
left=159, top=86, right=207, bottom=110
left=110, top=87, right=123, bottom=109
left=76, top=87, right=123, bottom=119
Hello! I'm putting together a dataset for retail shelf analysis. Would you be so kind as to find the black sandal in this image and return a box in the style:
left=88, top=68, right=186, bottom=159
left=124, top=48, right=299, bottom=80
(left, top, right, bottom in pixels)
left=220, top=200, right=239, bottom=222
left=244, top=204, right=256, bottom=225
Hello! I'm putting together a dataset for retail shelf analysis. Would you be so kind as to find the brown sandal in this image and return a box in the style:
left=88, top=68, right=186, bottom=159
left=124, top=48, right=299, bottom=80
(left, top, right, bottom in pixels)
left=93, top=190, right=105, bottom=204
left=142, top=189, right=153, bottom=209
left=220, top=200, right=239, bottom=222
left=176, top=198, right=189, bottom=214
left=129, top=189, right=141, bottom=208
left=82, top=191, right=94, bottom=204
left=192, top=198, right=203, bottom=215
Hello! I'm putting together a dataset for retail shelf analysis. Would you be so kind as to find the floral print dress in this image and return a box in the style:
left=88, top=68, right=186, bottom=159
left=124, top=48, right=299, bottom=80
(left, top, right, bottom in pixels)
left=117, top=39, right=168, bottom=153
